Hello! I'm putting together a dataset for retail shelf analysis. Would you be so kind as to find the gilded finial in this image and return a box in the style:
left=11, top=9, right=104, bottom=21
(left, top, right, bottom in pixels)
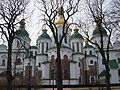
left=42, top=24, right=47, bottom=32
left=84, top=37, right=89, bottom=45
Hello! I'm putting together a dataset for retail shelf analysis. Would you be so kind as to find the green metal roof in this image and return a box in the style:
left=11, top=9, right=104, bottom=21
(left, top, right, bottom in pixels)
left=92, top=26, right=107, bottom=37
left=38, top=29, right=51, bottom=40
left=30, top=46, right=38, bottom=49
left=16, top=19, right=29, bottom=37
left=109, top=59, right=119, bottom=69
left=84, top=42, right=94, bottom=48
left=70, top=29, right=83, bottom=40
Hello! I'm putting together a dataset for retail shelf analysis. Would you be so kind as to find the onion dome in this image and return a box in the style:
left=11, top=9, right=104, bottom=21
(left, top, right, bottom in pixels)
left=54, top=5, right=68, bottom=27
left=70, top=29, right=83, bottom=40
left=16, top=19, right=29, bottom=37
left=92, top=26, right=107, bottom=37
left=38, top=29, right=51, bottom=40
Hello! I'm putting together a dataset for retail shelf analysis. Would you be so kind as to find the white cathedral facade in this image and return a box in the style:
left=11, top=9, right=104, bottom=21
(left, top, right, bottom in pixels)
left=0, top=7, right=120, bottom=85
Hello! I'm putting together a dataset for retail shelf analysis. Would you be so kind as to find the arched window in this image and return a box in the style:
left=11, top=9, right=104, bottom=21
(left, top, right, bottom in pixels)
left=78, top=62, right=81, bottom=67
left=90, top=60, right=93, bottom=65
left=85, top=51, right=87, bottom=56
left=39, top=62, right=41, bottom=67
left=46, top=42, right=48, bottom=51
left=90, top=76, right=95, bottom=84
left=81, top=42, right=83, bottom=52
left=89, top=50, right=92, bottom=55
left=77, top=42, right=79, bottom=52
left=42, top=42, right=44, bottom=53
left=2, top=59, right=5, bottom=66
left=64, top=35, right=67, bottom=44
left=72, top=42, right=74, bottom=52
left=64, top=55, right=68, bottom=60
left=118, top=69, right=120, bottom=76
left=51, top=55, right=55, bottom=60
left=117, top=58, right=120, bottom=63
left=79, top=76, right=81, bottom=84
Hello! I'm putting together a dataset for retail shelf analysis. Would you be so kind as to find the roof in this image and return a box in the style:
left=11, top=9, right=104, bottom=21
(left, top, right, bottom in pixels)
left=98, top=70, right=106, bottom=77
left=92, top=26, right=107, bottom=37
left=84, top=42, right=94, bottom=49
left=98, top=70, right=111, bottom=77
left=109, top=59, right=119, bottom=69
left=16, top=19, right=29, bottom=37
left=38, top=29, right=51, bottom=40
left=70, top=29, right=83, bottom=40
left=30, top=46, right=38, bottom=49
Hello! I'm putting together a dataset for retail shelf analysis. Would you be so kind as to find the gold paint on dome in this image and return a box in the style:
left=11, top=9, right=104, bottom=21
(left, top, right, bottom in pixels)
left=54, top=5, right=68, bottom=27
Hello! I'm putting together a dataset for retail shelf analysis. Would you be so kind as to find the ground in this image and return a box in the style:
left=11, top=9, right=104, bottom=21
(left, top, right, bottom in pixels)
left=39, top=86, right=120, bottom=90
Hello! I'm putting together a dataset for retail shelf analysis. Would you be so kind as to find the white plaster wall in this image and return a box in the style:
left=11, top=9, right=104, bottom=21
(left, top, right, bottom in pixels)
left=70, top=39, right=83, bottom=53
left=84, top=48, right=95, bottom=55
left=48, top=48, right=72, bottom=60
left=43, top=63, right=50, bottom=79
left=70, top=63, right=76, bottom=78
left=86, top=56, right=97, bottom=70
left=110, top=69, right=119, bottom=83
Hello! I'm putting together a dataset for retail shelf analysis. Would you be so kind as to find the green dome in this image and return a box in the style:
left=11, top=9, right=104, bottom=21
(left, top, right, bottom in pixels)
left=30, top=46, right=38, bottom=49
left=16, top=19, right=29, bottom=37
left=84, top=42, right=94, bottom=48
left=92, top=26, right=107, bottom=37
left=38, top=29, right=51, bottom=40
left=70, top=29, right=83, bottom=40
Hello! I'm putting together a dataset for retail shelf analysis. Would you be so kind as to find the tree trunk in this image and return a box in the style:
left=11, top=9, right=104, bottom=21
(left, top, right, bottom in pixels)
left=105, top=63, right=111, bottom=90
left=6, top=42, right=13, bottom=90
left=56, top=44, right=63, bottom=90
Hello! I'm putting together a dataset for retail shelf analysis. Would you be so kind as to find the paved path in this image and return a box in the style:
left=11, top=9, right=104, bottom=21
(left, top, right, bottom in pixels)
left=39, top=86, right=120, bottom=90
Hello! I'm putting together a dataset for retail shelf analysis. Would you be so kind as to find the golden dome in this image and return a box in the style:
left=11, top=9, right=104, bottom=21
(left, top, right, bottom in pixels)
left=54, top=5, right=68, bottom=27
left=54, top=16, right=65, bottom=27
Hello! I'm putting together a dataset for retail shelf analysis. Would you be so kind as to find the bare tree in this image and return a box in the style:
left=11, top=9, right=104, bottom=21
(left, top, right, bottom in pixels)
left=0, top=0, right=28, bottom=90
left=36, top=0, right=81, bottom=90
left=80, top=0, right=113, bottom=90
left=109, top=0, right=120, bottom=40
